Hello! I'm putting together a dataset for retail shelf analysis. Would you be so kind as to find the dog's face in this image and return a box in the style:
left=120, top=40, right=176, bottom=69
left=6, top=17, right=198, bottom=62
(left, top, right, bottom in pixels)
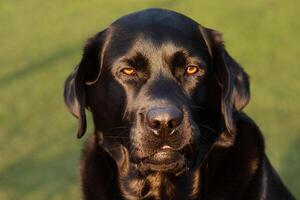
left=64, top=9, right=250, bottom=175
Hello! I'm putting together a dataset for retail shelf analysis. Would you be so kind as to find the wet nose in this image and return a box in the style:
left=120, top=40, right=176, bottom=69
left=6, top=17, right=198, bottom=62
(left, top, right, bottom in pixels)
left=146, top=107, right=183, bottom=135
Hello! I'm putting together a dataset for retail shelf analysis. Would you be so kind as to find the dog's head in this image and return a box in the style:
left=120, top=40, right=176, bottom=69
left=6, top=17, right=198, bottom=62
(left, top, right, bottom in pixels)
left=64, top=8, right=250, bottom=175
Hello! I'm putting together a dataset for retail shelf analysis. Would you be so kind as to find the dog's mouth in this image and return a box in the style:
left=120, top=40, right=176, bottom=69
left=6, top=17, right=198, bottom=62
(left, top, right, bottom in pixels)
left=138, top=147, right=190, bottom=176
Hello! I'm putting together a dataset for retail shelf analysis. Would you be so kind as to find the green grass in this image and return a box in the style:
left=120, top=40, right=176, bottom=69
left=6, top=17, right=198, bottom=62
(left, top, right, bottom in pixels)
left=0, top=0, right=299, bottom=199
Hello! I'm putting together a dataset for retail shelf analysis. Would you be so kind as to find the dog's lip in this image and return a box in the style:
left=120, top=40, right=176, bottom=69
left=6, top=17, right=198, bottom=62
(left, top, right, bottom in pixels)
left=151, top=149, right=177, bottom=163
left=141, top=145, right=186, bottom=163
left=139, top=148, right=188, bottom=175
left=146, top=146, right=178, bottom=160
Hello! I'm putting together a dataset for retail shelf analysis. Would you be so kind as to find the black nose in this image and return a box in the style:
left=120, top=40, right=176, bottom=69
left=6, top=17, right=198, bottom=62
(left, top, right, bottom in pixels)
left=146, top=107, right=183, bottom=134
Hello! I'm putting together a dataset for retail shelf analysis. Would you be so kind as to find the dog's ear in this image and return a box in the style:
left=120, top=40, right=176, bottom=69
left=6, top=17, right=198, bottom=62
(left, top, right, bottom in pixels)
left=64, top=30, right=107, bottom=138
left=199, top=26, right=250, bottom=134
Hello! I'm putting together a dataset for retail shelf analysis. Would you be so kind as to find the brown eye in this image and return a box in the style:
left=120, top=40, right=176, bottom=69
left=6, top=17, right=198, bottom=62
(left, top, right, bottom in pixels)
left=186, top=65, right=205, bottom=76
left=121, top=68, right=136, bottom=76
left=186, top=66, right=199, bottom=75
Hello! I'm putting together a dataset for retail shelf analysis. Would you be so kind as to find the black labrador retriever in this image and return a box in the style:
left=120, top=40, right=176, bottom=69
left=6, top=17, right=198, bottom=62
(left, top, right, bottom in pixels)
left=64, top=8, right=295, bottom=200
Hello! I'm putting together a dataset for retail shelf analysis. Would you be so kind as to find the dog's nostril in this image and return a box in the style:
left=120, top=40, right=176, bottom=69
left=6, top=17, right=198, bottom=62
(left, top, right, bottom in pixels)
left=168, top=119, right=180, bottom=129
left=149, top=120, right=161, bottom=129
left=146, top=107, right=183, bottom=133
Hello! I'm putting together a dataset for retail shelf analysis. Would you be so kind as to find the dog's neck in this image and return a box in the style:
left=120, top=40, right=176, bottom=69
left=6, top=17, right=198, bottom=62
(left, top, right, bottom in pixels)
left=119, top=169, right=202, bottom=200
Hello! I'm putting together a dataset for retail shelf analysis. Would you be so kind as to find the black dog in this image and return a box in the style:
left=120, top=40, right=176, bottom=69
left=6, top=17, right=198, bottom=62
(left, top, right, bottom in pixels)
left=64, top=8, right=295, bottom=200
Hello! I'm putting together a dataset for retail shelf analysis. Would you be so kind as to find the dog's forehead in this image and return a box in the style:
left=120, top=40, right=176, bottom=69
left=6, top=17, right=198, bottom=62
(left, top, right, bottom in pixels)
left=118, top=38, right=191, bottom=60
left=111, top=8, right=199, bottom=33
left=104, top=9, right=208, bottom=64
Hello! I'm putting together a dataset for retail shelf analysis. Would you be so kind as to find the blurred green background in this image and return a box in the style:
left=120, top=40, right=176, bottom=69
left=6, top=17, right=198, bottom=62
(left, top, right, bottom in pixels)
left=0, top=0, right=299, bottom=199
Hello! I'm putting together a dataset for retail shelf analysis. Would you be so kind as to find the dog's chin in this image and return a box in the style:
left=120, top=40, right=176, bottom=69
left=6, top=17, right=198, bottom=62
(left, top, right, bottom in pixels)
left=139, top=150, right=188, bottom=176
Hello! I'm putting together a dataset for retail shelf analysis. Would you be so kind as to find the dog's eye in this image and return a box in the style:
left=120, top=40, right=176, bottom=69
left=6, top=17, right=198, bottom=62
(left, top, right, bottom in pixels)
left=121, top=68, right=137, bottom=76
left=186, top=65, right=205, bottom=75
left=186, top=66, right=198, bottom=75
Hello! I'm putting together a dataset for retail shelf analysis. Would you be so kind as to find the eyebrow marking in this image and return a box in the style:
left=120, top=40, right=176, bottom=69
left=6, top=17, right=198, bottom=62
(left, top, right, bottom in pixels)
left=171, top=50, right=188, bottom=67
left=170, top=49, right=203, bottom=68
left=123, top=52, right=149, bottom=68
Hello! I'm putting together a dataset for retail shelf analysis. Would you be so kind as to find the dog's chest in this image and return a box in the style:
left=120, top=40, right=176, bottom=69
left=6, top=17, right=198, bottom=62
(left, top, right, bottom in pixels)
left=120, top=173, right=177, bottom=200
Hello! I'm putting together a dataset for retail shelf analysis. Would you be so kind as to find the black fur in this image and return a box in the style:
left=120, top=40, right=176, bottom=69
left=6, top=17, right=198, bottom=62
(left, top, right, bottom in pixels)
left=64, top=8, right=295, bottom=200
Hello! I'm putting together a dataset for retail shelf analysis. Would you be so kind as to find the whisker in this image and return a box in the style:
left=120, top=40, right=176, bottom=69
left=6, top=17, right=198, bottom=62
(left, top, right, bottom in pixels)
left=197, top=123, right=217, bottom=134
left=104, top=129, right=131, bottom=142
left=103, top=136, right=129, bottom=139
left=108, top=126, right=130, bottom=131
left=114, top=128, right=130, bottom=135
left=189, top=105, right=206, bottom=110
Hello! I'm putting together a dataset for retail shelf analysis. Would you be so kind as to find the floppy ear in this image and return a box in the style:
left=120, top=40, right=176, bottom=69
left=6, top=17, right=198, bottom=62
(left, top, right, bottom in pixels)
left=199, top=26, right=250, bottom=134
left=64, top=31, right=106, bottom=138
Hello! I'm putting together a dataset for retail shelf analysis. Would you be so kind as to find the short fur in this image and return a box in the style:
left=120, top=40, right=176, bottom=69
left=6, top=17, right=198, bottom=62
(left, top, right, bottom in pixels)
left=64, top=8, right=295, bottom=200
